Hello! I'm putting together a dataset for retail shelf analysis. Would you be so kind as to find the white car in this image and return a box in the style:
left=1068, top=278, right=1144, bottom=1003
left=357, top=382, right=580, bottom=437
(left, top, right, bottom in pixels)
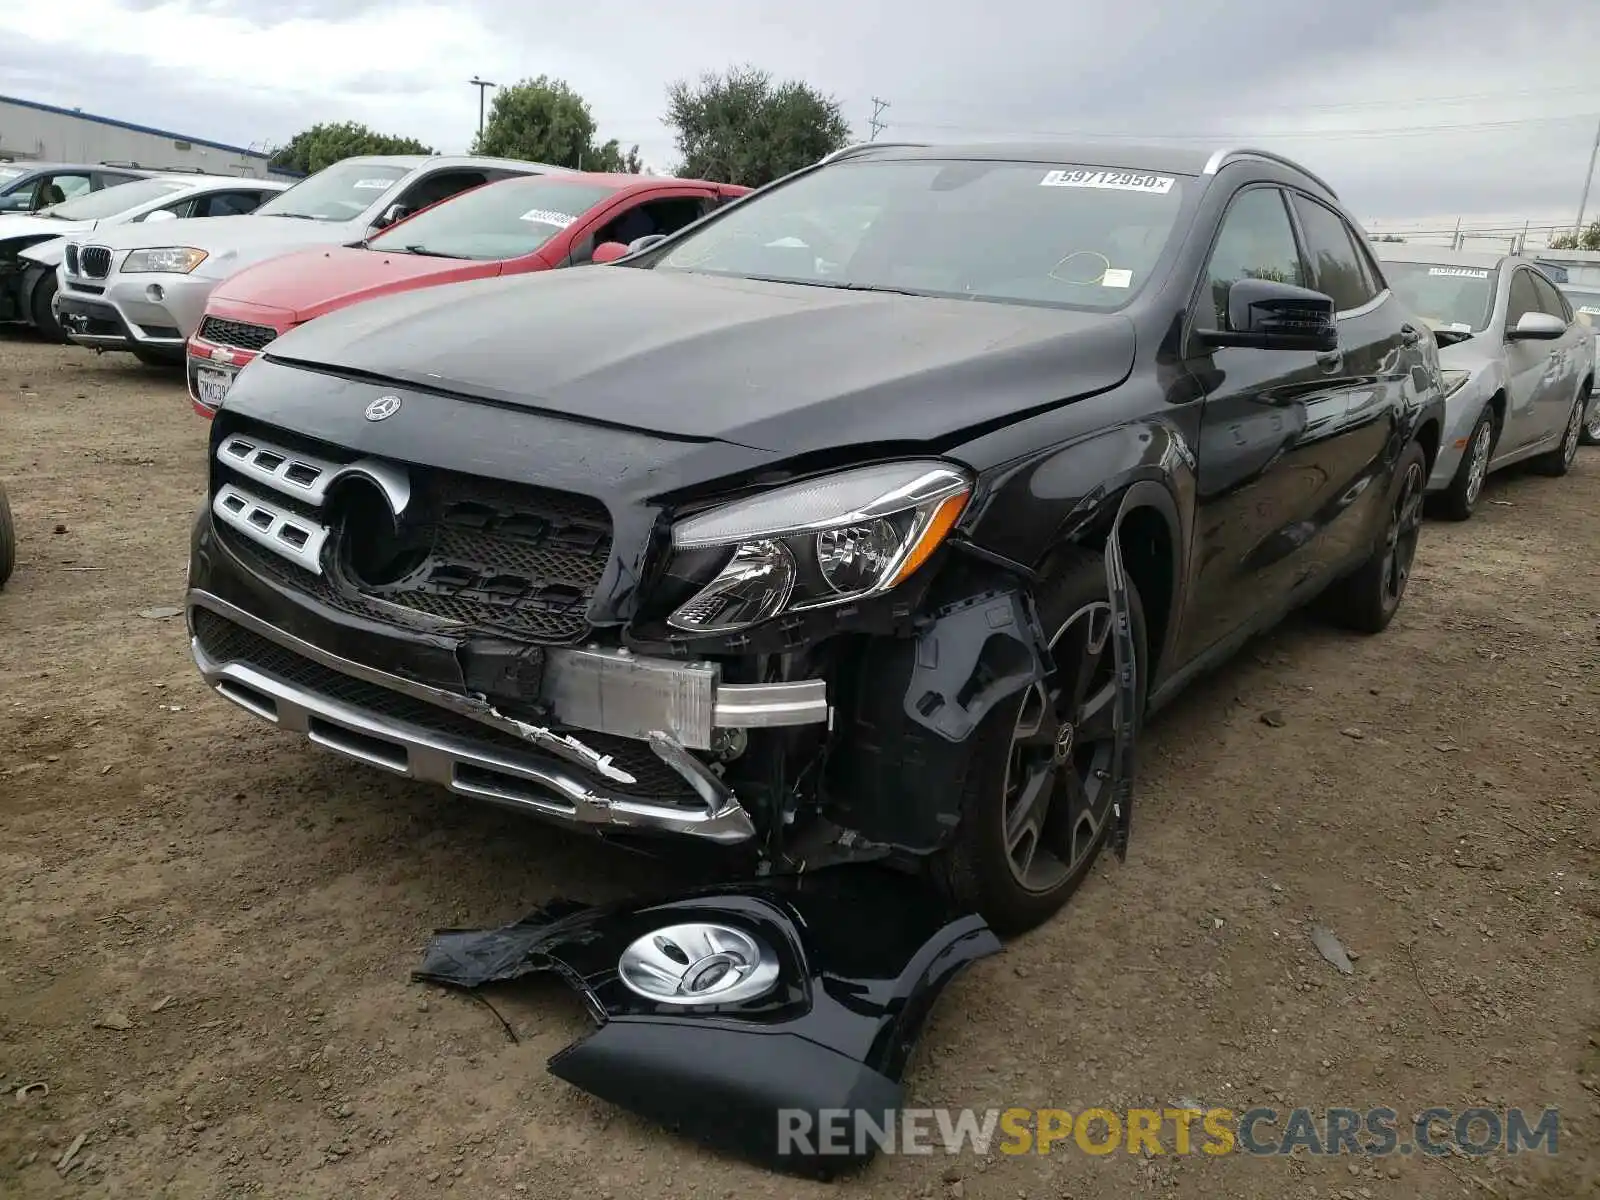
left=3, top=174, right=285, bottom=341
left=51, top=154, right=571, bottom=365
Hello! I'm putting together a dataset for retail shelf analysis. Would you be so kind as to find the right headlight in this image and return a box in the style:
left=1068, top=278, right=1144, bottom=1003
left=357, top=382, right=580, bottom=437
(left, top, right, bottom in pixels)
left=666, top=461, right=973, bottom=634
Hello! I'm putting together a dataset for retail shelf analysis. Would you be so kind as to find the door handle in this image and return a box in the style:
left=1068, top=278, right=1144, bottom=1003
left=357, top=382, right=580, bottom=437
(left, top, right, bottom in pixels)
left=1316, top=348, right=1343, bottom=372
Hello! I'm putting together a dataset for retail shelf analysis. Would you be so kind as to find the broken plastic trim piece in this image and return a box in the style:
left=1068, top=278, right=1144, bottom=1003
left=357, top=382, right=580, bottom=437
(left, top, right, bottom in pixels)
left=412, top=869, right=1000, bottom=1178
left=1103, top=494, right=1141, bottom=861
left=901, top=589, right=1049, bottom=743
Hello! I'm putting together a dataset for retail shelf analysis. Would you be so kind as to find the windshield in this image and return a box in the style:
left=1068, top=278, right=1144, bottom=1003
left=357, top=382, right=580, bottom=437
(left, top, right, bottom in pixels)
left=0, top=166, right=25, bottom=182
left=1565, top=288, right=1600, bottom=329
left=368, top=179, right=619, bottom=260
left=256, top=162, right=407, bottom=221
left=43, top=178, right=186, bottom=221
left=653, top=158, right=1188, bottom=310
left=1382, top=261, right=1498, bottom=332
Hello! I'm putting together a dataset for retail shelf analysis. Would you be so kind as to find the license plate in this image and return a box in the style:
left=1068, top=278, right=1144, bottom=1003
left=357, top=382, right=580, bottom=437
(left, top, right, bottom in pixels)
left=195, top=366, right=236, bottom=410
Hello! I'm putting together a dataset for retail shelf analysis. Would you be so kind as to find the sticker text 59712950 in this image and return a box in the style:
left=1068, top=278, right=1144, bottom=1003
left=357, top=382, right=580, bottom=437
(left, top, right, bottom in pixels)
left=520, top=209, right=578, bottom=227
left=1041, top=169, right=1176, bottom=194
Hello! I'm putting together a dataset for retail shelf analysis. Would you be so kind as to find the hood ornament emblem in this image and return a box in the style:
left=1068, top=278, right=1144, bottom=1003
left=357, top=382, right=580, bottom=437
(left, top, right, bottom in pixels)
left=364, top=395, right=403, bottom=422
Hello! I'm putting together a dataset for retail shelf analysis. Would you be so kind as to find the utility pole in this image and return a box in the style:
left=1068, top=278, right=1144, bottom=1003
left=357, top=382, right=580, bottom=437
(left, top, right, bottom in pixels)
left=868, top=97, right=890, bottom=141
left=1451, top=216, right=1462, bottom=251
left=469, top=77, right=497, bottom=143
left=1575, top=115, right=1600, bottom=238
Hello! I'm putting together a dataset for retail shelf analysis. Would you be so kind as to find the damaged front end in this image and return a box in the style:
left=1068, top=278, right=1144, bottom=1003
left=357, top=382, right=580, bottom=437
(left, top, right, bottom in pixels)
left=187, top=358, right=1145, bottom=883
left=412, top=869, right=1001, bottom=1177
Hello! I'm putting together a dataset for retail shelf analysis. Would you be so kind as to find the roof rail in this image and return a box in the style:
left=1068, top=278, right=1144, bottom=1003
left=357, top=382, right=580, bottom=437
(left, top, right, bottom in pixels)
left=1202, top=146, right=1338, bottom=199
left=817, top=141, right=929, bottom=165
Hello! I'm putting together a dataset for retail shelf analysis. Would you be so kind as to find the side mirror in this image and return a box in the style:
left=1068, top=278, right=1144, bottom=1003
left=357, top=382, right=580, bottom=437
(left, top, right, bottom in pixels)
left=627, top=233, right=667, bottom=254
left=143, top=208, right=178, bottom=223
left=591, top=241, right=632, bottom=264
left=374, top=203, right=411, bottom=230
left=1198, top=278, right=1338, bottom=353
left=1508, top=311, right=1567, bottom=341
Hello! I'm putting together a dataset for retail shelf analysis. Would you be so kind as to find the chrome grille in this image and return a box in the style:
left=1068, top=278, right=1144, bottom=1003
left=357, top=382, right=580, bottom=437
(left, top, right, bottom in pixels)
left=64, top=244, right=79, bottom=275
left=79, top=246, right=112, bottom=278
left=210, top=422, right=613, bottom=644
left=199, top=315, right=278, bottom=352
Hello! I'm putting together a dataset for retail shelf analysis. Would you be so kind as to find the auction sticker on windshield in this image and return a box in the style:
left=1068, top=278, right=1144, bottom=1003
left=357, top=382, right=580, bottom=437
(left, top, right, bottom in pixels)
left=520, top=209, right=577, bottom=227
left=1428, top=267, right=1489, bottom=278
left=1041, top=169, right=1175, bottom=194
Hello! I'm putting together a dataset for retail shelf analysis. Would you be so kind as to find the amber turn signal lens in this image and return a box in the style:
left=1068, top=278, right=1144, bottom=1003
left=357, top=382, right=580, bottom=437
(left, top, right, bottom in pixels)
left=888, top=490, right=969, bottom=587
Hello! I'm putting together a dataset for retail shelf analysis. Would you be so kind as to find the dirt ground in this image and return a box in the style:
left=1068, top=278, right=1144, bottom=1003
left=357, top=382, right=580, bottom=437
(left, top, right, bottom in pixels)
left=0, top=331, right=1596, bottom=1200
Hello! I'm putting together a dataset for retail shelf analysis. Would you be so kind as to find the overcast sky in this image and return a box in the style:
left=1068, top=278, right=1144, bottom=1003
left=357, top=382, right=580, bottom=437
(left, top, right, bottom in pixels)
left=4, top=0, right=1600, bottom=243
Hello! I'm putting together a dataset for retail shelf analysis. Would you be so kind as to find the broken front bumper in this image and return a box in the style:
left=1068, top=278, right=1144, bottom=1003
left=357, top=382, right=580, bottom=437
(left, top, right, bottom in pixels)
left=186, top=589, right=828, bottom=845
left=412, top=870, right=1001, bottom=1177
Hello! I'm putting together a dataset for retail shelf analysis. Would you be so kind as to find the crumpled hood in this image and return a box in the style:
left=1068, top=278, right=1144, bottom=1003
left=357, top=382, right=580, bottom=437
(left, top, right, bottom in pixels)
left=210, top=245, right=501, bottom=323
left=87, top=213, right=363, bottom=278
left=0, top=214, right=93, bottom=247
left=264, top=266, right=1137, bottom=452
left=17, top=235, right=69, bottom=268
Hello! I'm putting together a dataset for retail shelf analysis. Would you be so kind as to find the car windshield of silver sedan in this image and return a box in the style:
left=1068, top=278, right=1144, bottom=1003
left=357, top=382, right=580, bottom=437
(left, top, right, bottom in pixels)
left=652, top=158, right=1188, bottom=310
left=42, top=178, right=185, bottom=221
left=1382, top=260, right=1499, bottom=334
left=256, top=163, right=408, bottom=221
left=366, top=180, right=621, bottom=259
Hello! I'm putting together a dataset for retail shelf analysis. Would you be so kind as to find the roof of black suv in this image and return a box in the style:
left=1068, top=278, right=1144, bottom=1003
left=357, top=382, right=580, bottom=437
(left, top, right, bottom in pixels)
left=825, top=141, right=1338, bottom=199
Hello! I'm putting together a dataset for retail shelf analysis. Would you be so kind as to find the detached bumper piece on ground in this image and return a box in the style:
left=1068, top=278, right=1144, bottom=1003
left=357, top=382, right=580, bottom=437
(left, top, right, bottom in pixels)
left=412, top=870, right=1000, bottom=1178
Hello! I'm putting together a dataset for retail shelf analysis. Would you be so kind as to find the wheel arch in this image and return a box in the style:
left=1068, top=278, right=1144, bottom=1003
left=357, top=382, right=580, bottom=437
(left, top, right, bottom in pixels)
left=1054, top=477, right=1183, bottom=685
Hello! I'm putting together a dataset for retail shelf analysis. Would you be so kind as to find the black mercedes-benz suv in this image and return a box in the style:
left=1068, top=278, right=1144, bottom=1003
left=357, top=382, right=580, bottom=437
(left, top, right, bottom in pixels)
left=185, top=141, right=1445, bottom=934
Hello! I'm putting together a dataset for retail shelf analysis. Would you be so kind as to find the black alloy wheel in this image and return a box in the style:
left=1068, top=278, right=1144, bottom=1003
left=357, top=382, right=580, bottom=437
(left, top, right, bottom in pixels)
left=933, top=547, right=1147, bottom=934
left=1322, top=438, right=1428, bottom=635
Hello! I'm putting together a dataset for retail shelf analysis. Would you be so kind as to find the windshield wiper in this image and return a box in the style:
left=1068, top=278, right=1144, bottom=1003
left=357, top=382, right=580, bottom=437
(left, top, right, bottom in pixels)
left=735, top=274, right=923, bottom=297
left=267, top=212, right=322, bottom=221
left=403, top=245, right=472, bottom=259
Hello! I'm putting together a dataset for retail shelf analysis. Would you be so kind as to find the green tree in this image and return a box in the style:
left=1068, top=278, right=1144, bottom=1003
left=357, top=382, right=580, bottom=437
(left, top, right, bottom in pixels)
left=471, top=76, right=641, bottom=171
left=663, top=65, right=851, bottom=187
left=1547, top=220, right=1600, bottom=251
left=269, top=121, right=434, bottom=175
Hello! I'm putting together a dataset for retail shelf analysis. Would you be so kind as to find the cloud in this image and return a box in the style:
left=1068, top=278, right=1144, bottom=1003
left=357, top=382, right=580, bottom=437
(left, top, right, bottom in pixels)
left=2, top=0, right=1598, bottom=237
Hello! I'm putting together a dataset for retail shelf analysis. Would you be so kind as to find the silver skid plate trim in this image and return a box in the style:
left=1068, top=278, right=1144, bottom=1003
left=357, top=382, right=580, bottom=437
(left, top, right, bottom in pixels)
left=191, top=636, right=757, bottom=844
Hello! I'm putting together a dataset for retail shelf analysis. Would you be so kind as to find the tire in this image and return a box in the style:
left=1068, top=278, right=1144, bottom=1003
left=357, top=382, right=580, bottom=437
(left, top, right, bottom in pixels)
left=1321, top=438, right=1427, bottom=635
left=30, top=273, right=65, bottom=344
left=1433, top=407, right=1495, bottom=521
left=1530, top=393, right=1585, bottom=477
left=131, top=344, right=183, bottom=368
left=931, top=546, right=1148, bottom=935
left=0, top=483, right=14, bottom=590
left=1581, top=393, right=1600, bottom=447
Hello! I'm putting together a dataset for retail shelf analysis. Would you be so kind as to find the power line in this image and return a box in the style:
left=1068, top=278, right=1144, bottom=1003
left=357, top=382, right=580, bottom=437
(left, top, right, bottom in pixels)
left=868, top=97, right=890, bottom=141
left=884, top=112, right=1595, bottom=143
left=879, top=81, right=1600, bottom=121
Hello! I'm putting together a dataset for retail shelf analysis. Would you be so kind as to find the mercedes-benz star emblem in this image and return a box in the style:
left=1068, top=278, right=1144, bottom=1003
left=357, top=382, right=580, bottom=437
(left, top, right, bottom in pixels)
left=364, top=395, right=403, bottom=422
left=1053, top=721, right=1075, bottom=765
